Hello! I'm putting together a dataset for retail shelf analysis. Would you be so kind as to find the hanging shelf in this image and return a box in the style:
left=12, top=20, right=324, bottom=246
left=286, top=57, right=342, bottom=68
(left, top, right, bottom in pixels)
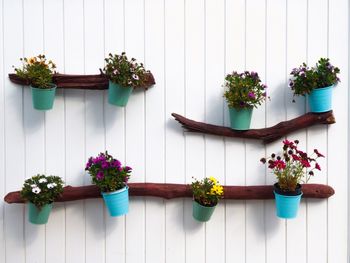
left=4, top=183, right=334, bottom=204
left=8, top=72, right=156, bottom=90
left=172, top=111, right=335, bottom=144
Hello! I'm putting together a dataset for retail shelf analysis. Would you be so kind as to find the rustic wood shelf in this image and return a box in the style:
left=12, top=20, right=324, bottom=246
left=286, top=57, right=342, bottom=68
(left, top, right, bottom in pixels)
left=4, top=183, right=334, bottom=204
left=8, top=72, right=156, bottom=90
left=172, top=111, right=335, bottom=144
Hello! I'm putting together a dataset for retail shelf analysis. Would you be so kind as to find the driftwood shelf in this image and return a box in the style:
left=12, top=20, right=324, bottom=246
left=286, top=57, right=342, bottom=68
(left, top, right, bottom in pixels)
left=8, top=73, right=156, bottom=90
left=172, top=111, right=335, bottom=144
left=4, top=183, right=334, bottom=204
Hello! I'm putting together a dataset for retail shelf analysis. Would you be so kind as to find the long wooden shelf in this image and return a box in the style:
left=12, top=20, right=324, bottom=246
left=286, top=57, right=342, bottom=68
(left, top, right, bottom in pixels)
left=172, top=111, right=335, bottom=144
left=8, top=72, right=156, bottom=90
left=4, top=183, right=334, bottom=204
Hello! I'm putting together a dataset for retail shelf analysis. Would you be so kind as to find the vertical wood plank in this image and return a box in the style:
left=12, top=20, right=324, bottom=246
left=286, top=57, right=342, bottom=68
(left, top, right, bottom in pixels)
left=164, top=0, right=186, bottom=261
left=3, top=0, right=26, bottom=262
left=63, top=0, right=86, bottom=261
left=103, top=0, right=127, bottom=261
left=144, top=0, right=166, bottom=262
left=183, top=0, right=205, bottom=261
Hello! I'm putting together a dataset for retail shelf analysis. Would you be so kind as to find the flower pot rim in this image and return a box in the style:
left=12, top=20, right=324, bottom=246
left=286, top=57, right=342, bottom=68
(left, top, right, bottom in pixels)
left=108, top=80, right=133, bottom=89
left=102, top=185, right=129, bottom=196
left=273, top=183, right=303, bottom=196
left=30, top=84, right=57, bottom=91
left=193, top=199, right=217, bottom=208
left=311, top=84, right=334, bottom=92
left=228, top=106, right=254, bottom=111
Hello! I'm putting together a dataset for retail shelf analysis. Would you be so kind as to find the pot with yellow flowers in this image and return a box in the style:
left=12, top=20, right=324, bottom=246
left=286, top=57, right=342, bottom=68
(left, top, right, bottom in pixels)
left=14, top=55, right=57, bottom=110
left=260, top=139, right=324, bottom=219
left=191, top=177, right=224, bottom=222
left=20, top=174, right=64, bottom=224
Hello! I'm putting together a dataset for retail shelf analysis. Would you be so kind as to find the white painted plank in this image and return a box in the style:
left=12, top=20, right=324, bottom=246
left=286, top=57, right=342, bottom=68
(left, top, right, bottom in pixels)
left=124, top=0, right=146, bottom=262
left=43, top=0, right=66, bottom=261
left=328, top=0, right=348, bottom=261
left=183, top=0, right=205, bottom=261
left=63, top=0, right=86, bottom=262
left=84, top=0, right=106, bottom=262
left=224, top=0, right=246, bottom=261
left=204, top=0, right=226, bottom=262
left=265, top=0, right=287, bottom=262
left=164, top=0, right=186, bottom=261
left=245, top=0, right=266, bottom=262
left=3, top=0, right=26, bottom=262
left=144, top=0, right=166, bottom=262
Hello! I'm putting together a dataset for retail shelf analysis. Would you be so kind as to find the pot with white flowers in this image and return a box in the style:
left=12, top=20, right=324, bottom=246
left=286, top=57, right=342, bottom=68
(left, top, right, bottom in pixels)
left=260, top=139, right=324, bottom=219
left=103, top=52, right=149, bottom=107
left=85, top=151, right=132, bottom=217
left=14, top=55, right=57, bottom=110
left=191, top=177, right=224, bottom=222
left=20, top=174, right=64, bottom=224
left=289, top=58, right=340, bottom=113
left=223, top=71, right=267, bottom=130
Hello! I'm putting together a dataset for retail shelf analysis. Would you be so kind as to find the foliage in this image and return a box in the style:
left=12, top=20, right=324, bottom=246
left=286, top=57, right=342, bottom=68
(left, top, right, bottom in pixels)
left=20, top=174, right=64, bottom=208
left=191, top=177, right=224, bottom=207
left=223, top=71, right=267, bottom=109
left=289, top=57, right=340, bottom=97
left=14, top=55, right=56, bottom=89
left=260, top=140, right=324, bottom=192
left=85, top=151, right=132, bottom=193
left=103, top=52, right=149, bottom=88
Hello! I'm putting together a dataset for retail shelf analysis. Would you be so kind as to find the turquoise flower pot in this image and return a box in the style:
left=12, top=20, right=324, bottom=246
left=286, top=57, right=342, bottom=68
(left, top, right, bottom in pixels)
left=308, top=85, right=333, bottom=113
left=274, top=184, right=302, bottom=219
left=102, top=186, right=129, bottom=217
left=28, top=202, right=53, bottom=225
left=31, top=85, right=56, bottom=111
left=108, top=81, right=133, bottom=107
left=192, top=200, right=216, bottom=222
left=229, top=107, right=253, bottom=130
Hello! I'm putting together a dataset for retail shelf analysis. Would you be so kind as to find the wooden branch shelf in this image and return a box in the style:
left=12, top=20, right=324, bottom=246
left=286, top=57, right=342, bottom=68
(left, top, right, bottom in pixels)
left=4, top=183, right=334, bottom=204
left=8, top=72, right=156, bottom=90
left=172, top=111, right=335, bottom=144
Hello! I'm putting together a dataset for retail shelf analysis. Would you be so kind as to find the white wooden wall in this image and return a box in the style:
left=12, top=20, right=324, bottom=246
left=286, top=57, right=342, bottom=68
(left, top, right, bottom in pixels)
left=0, top=0, right=348, bottom=262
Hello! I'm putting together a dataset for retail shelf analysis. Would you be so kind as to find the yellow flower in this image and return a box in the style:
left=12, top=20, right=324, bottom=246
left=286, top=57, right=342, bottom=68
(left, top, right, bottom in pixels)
left=28, top=57, right=36, bottom=64
left=211, top=184, right=224, bottom=196
left=209, top=176, right=217, bottom=184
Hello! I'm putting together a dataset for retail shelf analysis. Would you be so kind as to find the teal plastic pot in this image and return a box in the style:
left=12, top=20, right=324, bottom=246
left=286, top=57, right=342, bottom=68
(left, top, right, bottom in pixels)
left=192, top=200, right=216, bottom=222
left=102, top=186, right=129, bottom=217
left=308, top=85, right=333, bottom=113
left=229, top=107, right=253, bottom=130
left=28, top=202, right=53, bottom=225
left=108, top=81, right=133, bottom=107
left=273, top=184, right=302, bottom=219
left=31, top=85, right=56, bottom=111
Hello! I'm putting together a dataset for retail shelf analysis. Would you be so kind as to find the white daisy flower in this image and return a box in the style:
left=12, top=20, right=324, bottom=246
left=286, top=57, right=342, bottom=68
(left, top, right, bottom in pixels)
left=113, top=69, right=119, bottom=75
left=32, top=187, right=41, bottom=194
left=39, top=178, right=47, bottom=183
left=31, top=184, right=37, bottom=188
left=47, top=183, right=57, bottom=189
left=132, top=74, right=139, bottom=80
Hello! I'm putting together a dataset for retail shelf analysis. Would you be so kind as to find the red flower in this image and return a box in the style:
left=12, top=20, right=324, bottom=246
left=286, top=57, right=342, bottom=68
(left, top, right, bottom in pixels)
left=274, top=160, right=286, bottom=170
left=314, top=149, right=325, bottom=158
left=315, top=163, right=321, bottom=171
left=300, top=160, right=311, bottom=168
left=283, top=139, right=293, bottom=146
left=292, top=154, right=300, bottom=161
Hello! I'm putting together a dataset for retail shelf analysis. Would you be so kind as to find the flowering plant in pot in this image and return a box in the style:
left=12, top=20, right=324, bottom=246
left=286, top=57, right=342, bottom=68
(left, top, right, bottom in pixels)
left=289, top=57, right=340, bottom=113
left=20, top=174, right=64, bottom=224
left=85, top=151, right=132, bottom=217
left=191, top=177, right=224, bottom=222
left=103, top=52, right=149, bottom=107
left=260, top=139, right=324, bottom=219
left=223, top=71, right=267, bottom=130
left=14, top=55, right=57, bottom=110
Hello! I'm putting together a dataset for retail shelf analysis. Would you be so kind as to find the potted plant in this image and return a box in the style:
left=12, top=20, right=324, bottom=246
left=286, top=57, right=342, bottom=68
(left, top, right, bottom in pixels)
left=289, top=58, right=340, bottom=113
left=14, top=55, right=57, bottom=110
left=260, top=139, right=324, bottom=219
left=103, top=52, right=149, bottom=107
left=191, top=176, right=224, bottom=222
left=223, top=71, right=267, bottom=130
left=85, top=151, right=132, bottom=217
left=20, top=174, right=64, bottom=224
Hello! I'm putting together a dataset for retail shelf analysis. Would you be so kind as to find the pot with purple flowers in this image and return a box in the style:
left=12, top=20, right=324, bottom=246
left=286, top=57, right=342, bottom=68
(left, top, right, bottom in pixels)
left=103, top=52, right=150, bottom=107
left=223, top=71, right=267, bottom=130
left=85, top=151, right=132, bottom=217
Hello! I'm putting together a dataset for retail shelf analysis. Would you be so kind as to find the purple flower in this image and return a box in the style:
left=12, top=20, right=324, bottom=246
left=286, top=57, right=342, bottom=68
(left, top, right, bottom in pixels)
left=112, top=160, right=121, bottom=168
left=262, top=92, right=267, bottom=97
left=289, top=81, right=294, bottom=87
left=248, top=92, right=256, bottom=99
left=101, top=161, right=109, bottom=169
left=96, top=171, right=104, bottom=180
left=262, top=84, right=267, bottom=89
left=124, top=166, right=132, bottom=172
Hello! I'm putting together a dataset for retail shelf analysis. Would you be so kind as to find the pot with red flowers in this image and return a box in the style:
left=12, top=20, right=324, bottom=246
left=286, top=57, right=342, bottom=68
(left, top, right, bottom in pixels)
left=85, top=151, right=132, bottom=217
left=260, top=139, right=324, bottom=219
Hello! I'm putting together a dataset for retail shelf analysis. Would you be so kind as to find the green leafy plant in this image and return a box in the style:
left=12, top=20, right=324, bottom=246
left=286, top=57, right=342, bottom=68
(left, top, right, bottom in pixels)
left=20, top=174, right=64, bottom=208
left=103, top=52, right=149, bottom=88
left=289, top=57, right=340, bottom=97
left=85, top=151, right=132, bottom=193
left=191, top=177, right=224, bottom=207
left=224, top=71, right=267, bottom=109
left=14, top=55, right=56, bottom=89
left=260, top=140, right=324, bottom=192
